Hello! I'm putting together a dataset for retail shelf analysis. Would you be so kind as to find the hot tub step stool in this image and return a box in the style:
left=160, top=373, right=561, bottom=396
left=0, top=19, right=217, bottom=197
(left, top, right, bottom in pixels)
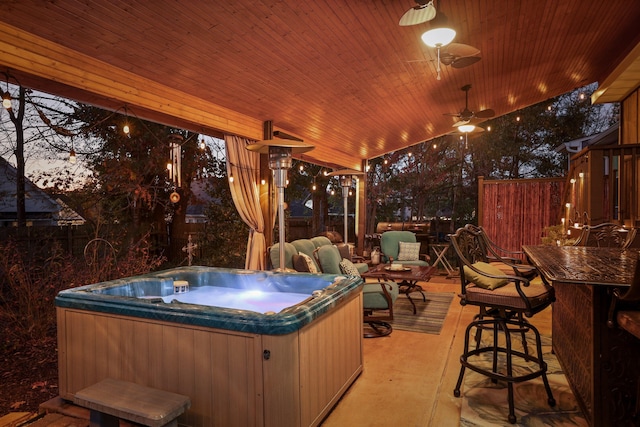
left=73, top=378, right=191, bottom=427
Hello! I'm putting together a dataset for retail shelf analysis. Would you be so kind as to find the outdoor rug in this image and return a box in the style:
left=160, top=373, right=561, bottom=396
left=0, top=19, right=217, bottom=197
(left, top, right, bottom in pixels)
left=390, top=291, right=455, bottom=334
left=459, top=333, right=588, bottom=426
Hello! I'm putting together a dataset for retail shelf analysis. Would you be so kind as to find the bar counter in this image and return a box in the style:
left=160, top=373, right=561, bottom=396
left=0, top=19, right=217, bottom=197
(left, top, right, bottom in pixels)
left=523, top=245, right=639, bottom=427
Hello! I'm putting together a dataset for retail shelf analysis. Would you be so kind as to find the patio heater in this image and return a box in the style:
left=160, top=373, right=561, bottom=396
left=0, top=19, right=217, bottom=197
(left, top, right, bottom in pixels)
left=247, top=139, right=314, bottom=271
left=328, top=169, right=364, bottom=247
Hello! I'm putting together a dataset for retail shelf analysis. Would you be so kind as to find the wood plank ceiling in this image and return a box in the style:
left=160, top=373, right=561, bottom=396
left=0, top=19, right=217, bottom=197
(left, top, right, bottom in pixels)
left=0, top=0, right=639, bottom=170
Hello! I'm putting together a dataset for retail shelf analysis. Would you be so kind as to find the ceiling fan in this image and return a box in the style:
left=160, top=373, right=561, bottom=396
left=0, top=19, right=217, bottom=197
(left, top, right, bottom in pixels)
left=439, top=43, right=481, bottom=69
left=405, top=43, right=480, bottom=80
left=399, top=0, right=436, bottom=26
left=446, top=84, right=495, bottom=127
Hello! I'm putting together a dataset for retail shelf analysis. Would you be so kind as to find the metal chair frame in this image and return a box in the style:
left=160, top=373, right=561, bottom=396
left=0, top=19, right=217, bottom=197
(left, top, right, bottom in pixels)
left=449, top=226, right=556, bottom=424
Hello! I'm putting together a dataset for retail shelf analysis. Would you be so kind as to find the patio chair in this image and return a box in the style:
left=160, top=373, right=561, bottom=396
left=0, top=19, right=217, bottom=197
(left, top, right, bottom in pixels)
left=607, top=251, right=640, bottom=331
left=574, top=223, right=636, bottom=248
left=380, top=230, right=429, bottom=266
left=314, top=244, right=399, bottom=337
left=464, top=224, right=537, bottom=278
left=449, top=226, right=556, bottom=424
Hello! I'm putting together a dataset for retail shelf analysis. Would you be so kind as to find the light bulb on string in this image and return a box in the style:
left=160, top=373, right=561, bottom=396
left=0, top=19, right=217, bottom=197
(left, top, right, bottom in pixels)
left=199, top=138, right=206, bottom=150
left=68, top=149, right=76, bottom=164
left=2, top=91, right=11, bottom=110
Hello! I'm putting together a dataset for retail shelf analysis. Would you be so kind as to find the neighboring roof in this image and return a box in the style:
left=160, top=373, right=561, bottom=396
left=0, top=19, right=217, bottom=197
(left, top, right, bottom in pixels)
left=555, top=124, right=620, bottom=155
left=0, top=2, right=639, bottom=170
left=0, top=156, right=60, bottom=214
left=185, top=179, right=215, bottom=224
left=0, top=156, right=85, bottom=225
left=54, top=198, right=86, bottom=226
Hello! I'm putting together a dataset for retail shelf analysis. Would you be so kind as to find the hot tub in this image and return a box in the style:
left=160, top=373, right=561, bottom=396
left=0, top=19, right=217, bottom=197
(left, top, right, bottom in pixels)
left=56, top=266, right=364, bottom=427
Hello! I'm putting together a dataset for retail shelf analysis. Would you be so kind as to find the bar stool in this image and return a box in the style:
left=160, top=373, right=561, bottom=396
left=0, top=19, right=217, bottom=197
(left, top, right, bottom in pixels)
left=449, top=226, right=556, bottom=424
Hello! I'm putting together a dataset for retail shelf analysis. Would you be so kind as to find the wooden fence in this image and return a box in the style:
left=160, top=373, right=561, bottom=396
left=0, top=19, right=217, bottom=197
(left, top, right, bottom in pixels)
left=478, top=176, right=565, bottom=257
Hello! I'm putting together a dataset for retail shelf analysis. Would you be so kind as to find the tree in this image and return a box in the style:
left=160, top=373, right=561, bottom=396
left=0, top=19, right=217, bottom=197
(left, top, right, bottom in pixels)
left=69, top=105, right=212, bottom=255
left=366, top=83, right=618, bottom=230
left=2, top=85, right=27, bottom=227
left=288, top=160, right=333, bottom=236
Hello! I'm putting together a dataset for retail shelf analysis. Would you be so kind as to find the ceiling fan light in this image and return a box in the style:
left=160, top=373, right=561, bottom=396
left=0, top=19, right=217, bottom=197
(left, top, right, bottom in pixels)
left=458, top=124, right=475, bottom=133
left=421, top=27, right=456, bottom=47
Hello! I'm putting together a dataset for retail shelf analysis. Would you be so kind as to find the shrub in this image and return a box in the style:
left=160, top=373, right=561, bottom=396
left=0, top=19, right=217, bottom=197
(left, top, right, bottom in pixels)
left=0, top=233, right=165, bottom=342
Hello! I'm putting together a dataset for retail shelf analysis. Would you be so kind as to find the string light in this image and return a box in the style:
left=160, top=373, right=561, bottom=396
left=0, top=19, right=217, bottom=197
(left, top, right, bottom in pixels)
left=261, top=178, right=266, bottom=185
left=228, top=172, right=234, bottom=183
left=2, top=91, right=11, bottom=110
left=68, top=148, right=76, bottom=164
left=122, top=106, right=131, bottom=134
left=200, top=138, right=206, bottom=150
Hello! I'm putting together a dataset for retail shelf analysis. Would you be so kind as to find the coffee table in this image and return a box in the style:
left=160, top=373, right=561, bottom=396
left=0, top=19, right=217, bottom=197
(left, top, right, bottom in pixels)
left=362, top=264, right=437, bottom=314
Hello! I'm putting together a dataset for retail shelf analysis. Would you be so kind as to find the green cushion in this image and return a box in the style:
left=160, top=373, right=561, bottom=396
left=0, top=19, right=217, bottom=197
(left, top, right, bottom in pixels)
left=463, top=261, right=509, bottom=290
left=380, top=231, right=417, bottom=263
left=269, top=242, right=297, bottom=270
left=311, top=236, right=332, bottom=248
left=315, top=245, right=343, bottom=274
left=355, top=262, right=369, bottom=274
left=363, top=282, right=399, bottom=309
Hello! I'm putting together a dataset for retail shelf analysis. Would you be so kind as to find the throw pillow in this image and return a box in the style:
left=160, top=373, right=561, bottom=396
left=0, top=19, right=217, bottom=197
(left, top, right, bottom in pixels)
left=299, top=252, right=318, bottom=273
left=339, top=258, right=361, bottom=277
left=397, top=241, right=421, bottom=261
left=463, top=261, right=509, bottom=290
left=292, top=254, right=310, bottom=272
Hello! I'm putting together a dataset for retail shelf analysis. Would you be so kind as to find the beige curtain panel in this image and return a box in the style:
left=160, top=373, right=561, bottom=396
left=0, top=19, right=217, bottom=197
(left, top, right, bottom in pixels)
left=224, top=135, right=268, bottom=270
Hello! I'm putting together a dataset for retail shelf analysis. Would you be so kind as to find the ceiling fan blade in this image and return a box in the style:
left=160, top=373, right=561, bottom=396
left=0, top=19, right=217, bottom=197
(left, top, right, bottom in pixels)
left=475, top=108, right=496, bottom=118
left=452, top=119, right=471, bottom=127
left=451, top=55, right=481, bottom=68
left=444, top=43, right=480, bottom=58
left=399, top=1, right=436, bottom=26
